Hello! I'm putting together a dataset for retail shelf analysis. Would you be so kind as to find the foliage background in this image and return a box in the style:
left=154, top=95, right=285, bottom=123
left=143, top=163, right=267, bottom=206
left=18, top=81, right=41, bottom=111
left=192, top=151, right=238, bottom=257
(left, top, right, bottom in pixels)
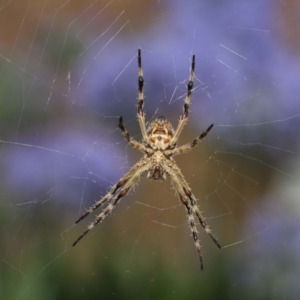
left=1, top=0, right=300, bottom=299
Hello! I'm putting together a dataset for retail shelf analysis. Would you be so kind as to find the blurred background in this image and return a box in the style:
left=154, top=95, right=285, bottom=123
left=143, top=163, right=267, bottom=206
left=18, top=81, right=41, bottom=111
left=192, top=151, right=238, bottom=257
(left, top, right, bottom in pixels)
left=1, top=0, right=300, bottom=299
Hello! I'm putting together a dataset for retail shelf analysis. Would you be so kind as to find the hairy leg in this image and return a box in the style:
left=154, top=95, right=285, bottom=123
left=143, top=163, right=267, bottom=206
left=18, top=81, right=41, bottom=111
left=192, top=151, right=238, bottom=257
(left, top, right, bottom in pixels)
left=171, top=55, right=195, bottom=146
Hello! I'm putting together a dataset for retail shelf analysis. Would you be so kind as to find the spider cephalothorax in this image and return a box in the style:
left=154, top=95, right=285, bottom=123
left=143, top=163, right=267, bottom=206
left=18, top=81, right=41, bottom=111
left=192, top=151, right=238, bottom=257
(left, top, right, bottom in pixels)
left=73, top=49, right=221, bottom=270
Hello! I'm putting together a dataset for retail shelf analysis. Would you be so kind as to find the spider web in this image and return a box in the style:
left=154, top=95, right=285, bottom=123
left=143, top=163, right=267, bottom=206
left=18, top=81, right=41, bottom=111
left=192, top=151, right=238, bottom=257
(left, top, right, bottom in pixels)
left=1, top=0, right=300, bottom=299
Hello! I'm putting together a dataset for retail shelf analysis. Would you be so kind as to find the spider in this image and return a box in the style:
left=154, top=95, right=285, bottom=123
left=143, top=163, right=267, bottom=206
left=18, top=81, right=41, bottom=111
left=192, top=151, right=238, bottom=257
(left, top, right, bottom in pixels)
left=72, top=49, right=221, bottom=270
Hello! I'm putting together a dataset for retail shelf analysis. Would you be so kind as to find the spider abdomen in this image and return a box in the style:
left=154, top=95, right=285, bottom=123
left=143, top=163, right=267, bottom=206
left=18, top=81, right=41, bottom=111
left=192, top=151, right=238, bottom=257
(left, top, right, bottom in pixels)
left=146, top=117, right=174, bottom=151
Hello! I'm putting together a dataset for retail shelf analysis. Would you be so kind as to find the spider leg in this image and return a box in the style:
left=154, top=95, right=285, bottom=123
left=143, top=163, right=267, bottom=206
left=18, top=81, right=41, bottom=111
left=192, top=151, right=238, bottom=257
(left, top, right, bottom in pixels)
left=178, top=192, right=204, bottom=270
left=164, top=160, right=221, bottom=270
left=74, top=158, right=149, bottom=225
left=72, top=158, right=150, bottom=247
left=73, top=188, right=128, bottom=247
left=166, top=123, right=213, bottom=157
left=137, top=49, right=148, bottom=142
left=167, top=170, right=204, bottom=270
left=171, top=55, right=195, bottom=146
left=118, top=116, right=149, bottom=153
left=182, top=186, right=221, bottom=249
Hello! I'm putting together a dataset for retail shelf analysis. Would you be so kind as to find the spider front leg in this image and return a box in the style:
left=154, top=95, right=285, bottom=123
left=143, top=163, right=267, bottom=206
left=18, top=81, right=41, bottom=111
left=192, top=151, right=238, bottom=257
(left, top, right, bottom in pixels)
left=72, top=187, right=130, bottom=247
left=164, top=160, right=221, bottom=270
left=74, top=157, right=149, bottom=225
left=182, top=186, right=222, bottom=250
left=72, top=158, right=150, bottom=246
left=170, top=164, right=221, bottom=249
left=178, top=192, right=204, bottom=270
left=168, top=171, right=205, bottom=270
left=171, top=55, right=195, bottom=145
